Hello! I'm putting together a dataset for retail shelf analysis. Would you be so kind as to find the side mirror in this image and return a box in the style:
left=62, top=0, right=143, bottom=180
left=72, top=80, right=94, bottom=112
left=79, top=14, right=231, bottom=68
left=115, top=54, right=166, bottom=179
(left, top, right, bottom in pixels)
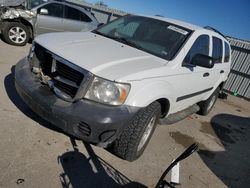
left=39, top=8, right=48, bottom=15
left=191, top=54, right=214, bottom=68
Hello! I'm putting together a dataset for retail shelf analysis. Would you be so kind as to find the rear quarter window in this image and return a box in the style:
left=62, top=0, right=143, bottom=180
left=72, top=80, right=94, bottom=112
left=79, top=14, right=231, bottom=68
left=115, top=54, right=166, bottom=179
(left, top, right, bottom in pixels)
left=224, top=42, right=230, bottom=62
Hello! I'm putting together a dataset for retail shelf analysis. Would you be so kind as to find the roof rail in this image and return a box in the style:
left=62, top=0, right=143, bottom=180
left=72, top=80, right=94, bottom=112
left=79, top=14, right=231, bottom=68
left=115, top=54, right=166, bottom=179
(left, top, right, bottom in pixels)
left=204, top=26, right=225, bottom=38
left=155, top=14, right=164, bottom=17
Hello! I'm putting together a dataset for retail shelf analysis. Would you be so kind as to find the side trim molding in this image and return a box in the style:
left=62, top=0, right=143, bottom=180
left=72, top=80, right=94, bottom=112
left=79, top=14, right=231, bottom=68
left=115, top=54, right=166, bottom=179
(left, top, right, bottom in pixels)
left=176, top=87, right=213, bottom=102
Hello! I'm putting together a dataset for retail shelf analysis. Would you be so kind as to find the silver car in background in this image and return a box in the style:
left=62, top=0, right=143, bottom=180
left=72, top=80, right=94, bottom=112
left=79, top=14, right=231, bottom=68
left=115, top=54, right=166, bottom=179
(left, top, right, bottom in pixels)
left=33, top=1, right=99, bottom=36
left=0, top=0, right=99, bottom=46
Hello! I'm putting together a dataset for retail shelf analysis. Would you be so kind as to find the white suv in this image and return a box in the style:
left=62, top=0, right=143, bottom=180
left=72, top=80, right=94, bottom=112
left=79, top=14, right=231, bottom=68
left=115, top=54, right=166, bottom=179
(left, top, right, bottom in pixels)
left=15, top=15, right=231, bottom=161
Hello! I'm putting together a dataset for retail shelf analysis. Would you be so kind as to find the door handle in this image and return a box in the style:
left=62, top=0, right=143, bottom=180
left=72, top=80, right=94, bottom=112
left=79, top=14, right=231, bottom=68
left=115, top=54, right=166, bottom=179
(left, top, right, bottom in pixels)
left=220, top=70, right=224, bottom=74
left=203, top=72, right=209, bottom=77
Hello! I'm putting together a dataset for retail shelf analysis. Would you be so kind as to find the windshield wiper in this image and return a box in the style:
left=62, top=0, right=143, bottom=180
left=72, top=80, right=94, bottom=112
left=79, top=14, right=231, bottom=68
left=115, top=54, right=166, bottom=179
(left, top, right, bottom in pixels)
left=92, top=31, right=143, bottom=51
left=92, top=30, right=105, bottom=36
left=112, top=36, right=144, bottom=50
left=114, top=37, right=133, bottom=45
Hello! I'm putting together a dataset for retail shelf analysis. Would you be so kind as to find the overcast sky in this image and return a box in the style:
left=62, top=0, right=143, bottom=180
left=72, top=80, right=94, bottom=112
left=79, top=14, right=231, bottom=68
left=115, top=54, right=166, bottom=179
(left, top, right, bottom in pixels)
left=87, top=0, right=250, bottom=41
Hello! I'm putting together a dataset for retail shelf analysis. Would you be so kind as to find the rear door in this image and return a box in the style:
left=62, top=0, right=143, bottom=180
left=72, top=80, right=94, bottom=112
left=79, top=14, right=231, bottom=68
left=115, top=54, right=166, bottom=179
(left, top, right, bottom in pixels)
left=35, top=3, right=64, bottom=36
left=63, top=6, right=93, bottom=32
left=173, top=34, right=218, bottom=111
left=212, top=36, right=228, bottom=82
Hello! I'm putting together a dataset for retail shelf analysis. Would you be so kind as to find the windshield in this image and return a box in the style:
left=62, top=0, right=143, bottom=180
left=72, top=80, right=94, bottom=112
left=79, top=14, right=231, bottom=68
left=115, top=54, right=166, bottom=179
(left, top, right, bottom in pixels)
left=94, top=15, right=191, bottom=60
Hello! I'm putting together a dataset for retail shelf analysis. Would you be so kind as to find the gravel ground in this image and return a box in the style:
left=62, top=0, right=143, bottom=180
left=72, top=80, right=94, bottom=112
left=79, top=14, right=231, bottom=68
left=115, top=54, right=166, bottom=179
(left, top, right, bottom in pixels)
left=0, top=39, right=249, bottom=188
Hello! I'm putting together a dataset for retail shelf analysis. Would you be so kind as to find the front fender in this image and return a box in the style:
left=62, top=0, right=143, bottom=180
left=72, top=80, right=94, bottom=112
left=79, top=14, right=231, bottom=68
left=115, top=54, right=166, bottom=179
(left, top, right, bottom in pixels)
left=125, top=80, right=174, bottom=110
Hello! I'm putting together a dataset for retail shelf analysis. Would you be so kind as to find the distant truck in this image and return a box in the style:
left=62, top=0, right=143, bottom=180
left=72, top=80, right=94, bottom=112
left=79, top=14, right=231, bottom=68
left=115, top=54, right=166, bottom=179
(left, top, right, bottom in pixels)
left=0, top=0, right=99, bottom=46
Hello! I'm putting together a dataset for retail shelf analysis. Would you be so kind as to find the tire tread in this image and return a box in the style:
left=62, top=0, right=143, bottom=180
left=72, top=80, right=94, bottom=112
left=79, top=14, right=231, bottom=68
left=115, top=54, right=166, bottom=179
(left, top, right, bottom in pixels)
left=112, top=101, right=161, bottom=161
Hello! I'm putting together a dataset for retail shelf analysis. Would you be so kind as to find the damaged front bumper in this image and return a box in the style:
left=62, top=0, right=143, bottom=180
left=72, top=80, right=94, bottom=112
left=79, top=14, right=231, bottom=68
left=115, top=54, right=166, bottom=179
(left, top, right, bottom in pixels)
left=0, top=7, right=36, bottom=19
left=15, top=58, right=140, bottom=146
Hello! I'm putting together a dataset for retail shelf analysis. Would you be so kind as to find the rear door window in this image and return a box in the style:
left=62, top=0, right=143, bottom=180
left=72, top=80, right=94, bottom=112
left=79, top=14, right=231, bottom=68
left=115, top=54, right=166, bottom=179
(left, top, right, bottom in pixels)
left=65, top=6, right=92, bottom=22
left=183, top=35, right=209, bottom=64
left=212, top=37, right=223, bottom=63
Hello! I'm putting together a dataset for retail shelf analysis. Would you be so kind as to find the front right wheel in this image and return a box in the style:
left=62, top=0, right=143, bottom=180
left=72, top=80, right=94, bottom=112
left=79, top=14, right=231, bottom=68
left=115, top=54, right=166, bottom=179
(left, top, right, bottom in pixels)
left=111, top=101, right=161, bottom=161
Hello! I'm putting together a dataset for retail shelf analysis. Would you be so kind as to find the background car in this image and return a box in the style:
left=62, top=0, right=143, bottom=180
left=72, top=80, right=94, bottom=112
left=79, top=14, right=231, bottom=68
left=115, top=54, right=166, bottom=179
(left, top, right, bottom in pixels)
left=0, top=0, right=99, bottom=46
left=33, top=1, right=99, bottom=36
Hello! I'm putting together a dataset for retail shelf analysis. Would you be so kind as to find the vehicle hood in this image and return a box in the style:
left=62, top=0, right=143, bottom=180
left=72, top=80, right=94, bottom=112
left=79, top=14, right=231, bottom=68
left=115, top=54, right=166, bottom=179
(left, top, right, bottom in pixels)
left=35, top=32, right=166, bottom=81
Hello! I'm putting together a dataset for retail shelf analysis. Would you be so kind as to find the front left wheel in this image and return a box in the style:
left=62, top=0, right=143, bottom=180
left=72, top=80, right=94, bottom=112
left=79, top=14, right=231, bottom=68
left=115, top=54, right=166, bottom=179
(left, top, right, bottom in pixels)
left=111, top=101, right=161, bottom=161
left=2, top=22, right=30, bottom=46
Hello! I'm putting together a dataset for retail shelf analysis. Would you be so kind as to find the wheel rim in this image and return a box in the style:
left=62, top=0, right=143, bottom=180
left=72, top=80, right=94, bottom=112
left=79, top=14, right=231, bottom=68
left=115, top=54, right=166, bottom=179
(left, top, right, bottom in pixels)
left=137, top=116, right=156, bottom=152
left=207, top=95, right=216, bottom=111
left=8, top=27, right=27, bottom=44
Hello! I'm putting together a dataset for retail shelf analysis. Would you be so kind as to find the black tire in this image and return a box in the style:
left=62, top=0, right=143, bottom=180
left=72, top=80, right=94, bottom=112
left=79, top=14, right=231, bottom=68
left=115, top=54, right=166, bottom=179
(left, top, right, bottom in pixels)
left=112, top=101, right=161, bottom=161
left=2, top=22, right=30, bottom=46
left=197, top=87, right=220, bottom=115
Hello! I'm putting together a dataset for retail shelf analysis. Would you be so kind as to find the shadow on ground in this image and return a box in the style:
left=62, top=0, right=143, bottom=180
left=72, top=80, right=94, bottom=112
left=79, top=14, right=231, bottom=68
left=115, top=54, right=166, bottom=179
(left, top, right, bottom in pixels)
left=4, top=66, right=145, bottom=187
left=198, top=114, right=250, bottom=188
left=169, top=113, right=250, bottom=187
left=4, top=65, right=64, bottom=134
left=58, top=139, right=146, bottom=188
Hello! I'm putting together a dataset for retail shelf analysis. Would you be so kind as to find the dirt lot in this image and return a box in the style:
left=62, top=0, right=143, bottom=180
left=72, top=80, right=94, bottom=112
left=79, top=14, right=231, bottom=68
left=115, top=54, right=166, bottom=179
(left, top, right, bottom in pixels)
left=0, top=40, right=250, bottom=188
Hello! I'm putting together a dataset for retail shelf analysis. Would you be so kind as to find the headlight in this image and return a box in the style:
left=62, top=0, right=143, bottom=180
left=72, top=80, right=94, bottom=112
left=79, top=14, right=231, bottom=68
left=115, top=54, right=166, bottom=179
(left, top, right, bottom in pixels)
left=84, top=76, right=130, bottom=105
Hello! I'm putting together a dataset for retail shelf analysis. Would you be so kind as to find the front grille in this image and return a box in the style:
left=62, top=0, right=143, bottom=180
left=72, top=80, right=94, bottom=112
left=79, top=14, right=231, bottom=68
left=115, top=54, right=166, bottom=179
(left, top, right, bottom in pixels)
left=53, top=79, right=78, bottom=98
left=35, top=43, right=53, bottom=76
left=34, top=43, right=85, bottom=100
left=56, top=61, right=83, bottom=86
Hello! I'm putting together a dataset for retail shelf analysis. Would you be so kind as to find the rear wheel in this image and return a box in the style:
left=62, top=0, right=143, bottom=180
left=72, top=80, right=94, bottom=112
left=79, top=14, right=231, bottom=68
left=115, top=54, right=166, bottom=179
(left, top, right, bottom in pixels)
left=2, top=22, right=30, bottom=46
left=111, top=101, right=161, bottom=161
left=197, top=87, right=220, bottom=115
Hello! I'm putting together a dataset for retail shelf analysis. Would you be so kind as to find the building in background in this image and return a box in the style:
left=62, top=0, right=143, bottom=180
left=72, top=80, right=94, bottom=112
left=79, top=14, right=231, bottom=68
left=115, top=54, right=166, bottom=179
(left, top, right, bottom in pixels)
left=224, top=37, right=250, bottom=101
left=67, top=0, right=126, bottom=24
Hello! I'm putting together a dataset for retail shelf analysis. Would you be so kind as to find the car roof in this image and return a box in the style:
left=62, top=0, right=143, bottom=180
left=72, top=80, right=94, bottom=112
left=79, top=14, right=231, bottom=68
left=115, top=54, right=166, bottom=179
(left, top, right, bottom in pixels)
left=144, top=15, right=202, bottom=31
